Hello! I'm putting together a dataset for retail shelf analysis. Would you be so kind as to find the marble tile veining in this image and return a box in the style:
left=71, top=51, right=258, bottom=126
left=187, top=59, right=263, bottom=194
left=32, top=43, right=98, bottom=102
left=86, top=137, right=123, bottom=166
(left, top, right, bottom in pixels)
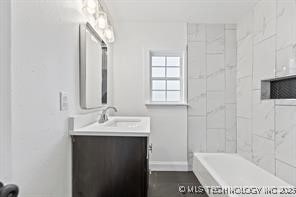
left=225, top=66, right=236, bottom=104
left=226, top=104, right=236, bottom=138
left=188, top=24, right=206, bottom=42
left=188, top=42, right=206, bottom=79
left=237, top=76, right=252, bottom=118
left=276, top=0, right=296, bottom=50
left=275, top=106, right=296, bottom=167
left=188, top=116, right=207, bottom=154
left=276, top=45, right=296, bottom=77
left=237, top=117, right=252, bottom=161
left=207, top=129, right=226, bottom=153
left=237, top=11, right=253, bottom=42
left=206, top=24, right=225, bottom=54
left=188, top=79, right=206, bottom=116
left=253, top=36, right=276, bottom=89
left=253, top=0, right=276, bottom=44
left=225, top=29, right=237, bottom=104
left=226, top=140, right=237, bottom=153
left=188, top=24, right=236, bottom=155
left=225, top=29, right=237, bottom=68
left=206, top=54, right=225, bottom=91
left=276, top=160, right=296, bottom=186
left=252, top=135, right=275, bottom=174
left=237, top=36, right=253, bottom=78
left=252, top=90, right=275, bottom=140
left=237, top=0, right=296, bottom=186
left=207, top=92, right=225, bottom=129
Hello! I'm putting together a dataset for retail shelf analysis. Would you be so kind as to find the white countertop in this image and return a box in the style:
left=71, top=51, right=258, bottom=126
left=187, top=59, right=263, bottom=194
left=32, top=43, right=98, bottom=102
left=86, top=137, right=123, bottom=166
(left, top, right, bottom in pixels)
left=69, top=116, right=150, bottom=137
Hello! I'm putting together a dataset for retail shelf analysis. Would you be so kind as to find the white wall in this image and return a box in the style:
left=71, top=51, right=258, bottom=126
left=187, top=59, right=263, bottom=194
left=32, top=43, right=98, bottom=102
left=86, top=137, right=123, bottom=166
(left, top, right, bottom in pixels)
left=0, top=0, right=11, bottom=182
left=237, top=0, right=296, bottom=186
left=187, top=24, right=237, bottom=168
left=112, top=22, right=188, bottom=170
left=10, top=0, right=105, bottom=196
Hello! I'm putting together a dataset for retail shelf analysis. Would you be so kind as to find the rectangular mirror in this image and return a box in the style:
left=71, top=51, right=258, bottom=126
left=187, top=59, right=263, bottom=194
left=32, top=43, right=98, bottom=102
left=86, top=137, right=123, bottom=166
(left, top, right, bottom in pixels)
left=79, top=23, right=108, bottom=109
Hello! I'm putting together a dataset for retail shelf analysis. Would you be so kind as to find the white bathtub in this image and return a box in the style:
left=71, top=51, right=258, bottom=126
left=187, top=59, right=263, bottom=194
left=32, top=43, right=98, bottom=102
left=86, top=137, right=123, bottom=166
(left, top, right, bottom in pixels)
left=193, top=153, right=294, bottom=197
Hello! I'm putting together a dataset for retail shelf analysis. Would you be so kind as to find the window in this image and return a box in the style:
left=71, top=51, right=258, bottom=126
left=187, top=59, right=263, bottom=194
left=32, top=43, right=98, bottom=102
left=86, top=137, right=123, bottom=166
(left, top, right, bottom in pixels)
left=149, top=52, right=184, bottom=103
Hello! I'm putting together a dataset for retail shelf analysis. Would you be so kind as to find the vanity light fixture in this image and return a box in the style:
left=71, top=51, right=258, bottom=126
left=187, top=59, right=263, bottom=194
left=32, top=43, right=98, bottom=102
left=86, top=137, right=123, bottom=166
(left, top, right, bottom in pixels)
left=104, top=25, right=115, bottom=43
left=82, top=0, right=115, bottom=43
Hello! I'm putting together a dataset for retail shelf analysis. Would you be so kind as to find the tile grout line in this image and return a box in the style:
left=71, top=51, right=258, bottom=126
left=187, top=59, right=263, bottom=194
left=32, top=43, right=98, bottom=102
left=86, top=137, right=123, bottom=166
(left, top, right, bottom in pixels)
left=275, top=158, right=296, bottom=169
left=274, top=0, right=278, bottom=176
left=186, top=23, right=190, bottom=164
left=253, top=133, right=274, bottom=142
left=253, top=34, right=277, bottom=46
left=251, top=9, right=254, bottom=162
left=205, top=25, right=208, bottom=152
left=236, top=22, right=239, bottom=155
left=224, top=24, right=227, bottom=152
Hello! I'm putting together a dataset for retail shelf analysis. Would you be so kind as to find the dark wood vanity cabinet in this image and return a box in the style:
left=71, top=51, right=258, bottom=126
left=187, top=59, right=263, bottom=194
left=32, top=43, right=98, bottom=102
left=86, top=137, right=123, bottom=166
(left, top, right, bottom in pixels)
left=72, top=136, right=148, bottom=197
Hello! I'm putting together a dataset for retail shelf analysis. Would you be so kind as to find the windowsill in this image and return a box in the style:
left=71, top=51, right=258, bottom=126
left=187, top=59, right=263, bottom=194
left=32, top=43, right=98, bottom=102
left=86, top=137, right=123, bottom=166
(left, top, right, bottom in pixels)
left=145, top=102, right=188, bottom=106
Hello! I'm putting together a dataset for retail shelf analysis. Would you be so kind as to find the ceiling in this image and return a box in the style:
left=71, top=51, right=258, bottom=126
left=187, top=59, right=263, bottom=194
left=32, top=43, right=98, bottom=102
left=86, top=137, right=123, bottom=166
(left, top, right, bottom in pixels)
left=104, top=0, right=258, bottom=24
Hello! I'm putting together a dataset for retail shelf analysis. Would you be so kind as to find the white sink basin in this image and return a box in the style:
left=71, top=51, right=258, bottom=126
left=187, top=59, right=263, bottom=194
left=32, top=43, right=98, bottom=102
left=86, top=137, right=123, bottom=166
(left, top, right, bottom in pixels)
left=104, top=118, right=142, bottom=128
left=69, top=116, right=150, bottom=137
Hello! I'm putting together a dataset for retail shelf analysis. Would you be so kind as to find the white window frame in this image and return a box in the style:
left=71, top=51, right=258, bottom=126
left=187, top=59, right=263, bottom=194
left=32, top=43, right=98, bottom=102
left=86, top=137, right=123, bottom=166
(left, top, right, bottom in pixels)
left=146, top=50, right=187, bottom=105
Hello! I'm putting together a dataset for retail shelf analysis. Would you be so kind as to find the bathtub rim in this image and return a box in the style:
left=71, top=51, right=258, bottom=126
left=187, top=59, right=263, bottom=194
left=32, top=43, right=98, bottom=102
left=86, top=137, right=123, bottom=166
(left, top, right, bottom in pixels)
left=193, top=152, right=293, bottom=187
left=194, top=152, right=232, bottom=187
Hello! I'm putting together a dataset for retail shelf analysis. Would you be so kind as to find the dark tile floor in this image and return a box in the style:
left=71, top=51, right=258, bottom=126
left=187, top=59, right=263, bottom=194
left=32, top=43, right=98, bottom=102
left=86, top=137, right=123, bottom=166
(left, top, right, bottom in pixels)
left=148, top=171, right=208, bottom=197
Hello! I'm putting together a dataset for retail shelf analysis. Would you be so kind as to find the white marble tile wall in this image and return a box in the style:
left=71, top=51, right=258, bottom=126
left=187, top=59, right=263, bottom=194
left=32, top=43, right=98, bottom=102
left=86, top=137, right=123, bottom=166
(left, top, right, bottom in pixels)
left=237, top=0, right=296, bottom=186
left=237, top=76, right=252, bottom=118
left=276, top=160, right=296, bottom=186
left=226, top=104, right=237, bottom=152
left=276, top=0, right=296, bottom=77
left=187, top=24, right=237, bottom=166
left=253, top=37, right=276, bottom=89
left=237, top=117, right=252, bottom=161
left=275, top=106, right=296, bottom=167
left=252, top=90, right=275, bottom=140
left=253, top=0, right=276, bottom=44
left=252, top=135, right=275, bottom=174
left=187, top=116, right=207, bottom=165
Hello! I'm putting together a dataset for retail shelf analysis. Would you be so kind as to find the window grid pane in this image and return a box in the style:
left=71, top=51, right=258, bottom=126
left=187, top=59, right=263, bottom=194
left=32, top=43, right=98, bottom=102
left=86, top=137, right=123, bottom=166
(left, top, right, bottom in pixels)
left=167, top=91, right=181, bottom=102
left=151, top=54, right=182, bottom=102
left=152, top=91, right=166, bottom=102
left=167, top=80, right=180, bottom=90
left=152, top=67, right=165, bottom=78
left=166, top=67, right=180, bottom=78
left=152, top=80, right=166, bottom=90
left=166, top=57, right=180, bottom=67
left=152, top=56, right=165, bottom=66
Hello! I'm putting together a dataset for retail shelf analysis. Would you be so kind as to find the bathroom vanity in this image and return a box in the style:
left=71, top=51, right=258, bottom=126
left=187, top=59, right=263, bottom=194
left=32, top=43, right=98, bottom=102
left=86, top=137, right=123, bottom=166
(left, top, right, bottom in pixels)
left=69, top=116, right=150, bottom=197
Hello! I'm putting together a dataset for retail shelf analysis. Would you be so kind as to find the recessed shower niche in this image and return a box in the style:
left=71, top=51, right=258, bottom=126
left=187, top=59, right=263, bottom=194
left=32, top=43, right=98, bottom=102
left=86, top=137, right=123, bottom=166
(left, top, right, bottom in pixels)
left=261, top=75, right=296, bottom=99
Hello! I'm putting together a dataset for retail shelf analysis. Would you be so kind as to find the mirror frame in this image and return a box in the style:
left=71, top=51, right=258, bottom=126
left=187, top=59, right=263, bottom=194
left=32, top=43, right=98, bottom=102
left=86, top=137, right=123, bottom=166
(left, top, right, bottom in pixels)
left=79, top=22, right=108, bottom=109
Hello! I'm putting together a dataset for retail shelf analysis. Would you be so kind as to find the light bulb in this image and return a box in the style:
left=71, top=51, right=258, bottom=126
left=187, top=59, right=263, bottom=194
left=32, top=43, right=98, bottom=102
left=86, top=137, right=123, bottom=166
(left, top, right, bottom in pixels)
left=104, top=26, right=115, bottom=43
left=83, top=0, right=97, bottom=15
left=97, top=11, right=108, bottom=29
left=86, top=0, right=97, bottom=9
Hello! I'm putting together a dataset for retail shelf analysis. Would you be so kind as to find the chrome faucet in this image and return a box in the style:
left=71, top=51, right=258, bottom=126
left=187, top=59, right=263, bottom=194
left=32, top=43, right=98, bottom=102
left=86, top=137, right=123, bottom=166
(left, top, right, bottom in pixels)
left=98, top=106, right=118, bottom=123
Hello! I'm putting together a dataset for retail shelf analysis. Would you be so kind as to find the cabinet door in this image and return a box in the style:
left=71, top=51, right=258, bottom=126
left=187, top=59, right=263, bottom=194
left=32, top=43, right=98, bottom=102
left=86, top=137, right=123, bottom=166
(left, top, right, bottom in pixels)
left=73, top=136, right=148, bottom=197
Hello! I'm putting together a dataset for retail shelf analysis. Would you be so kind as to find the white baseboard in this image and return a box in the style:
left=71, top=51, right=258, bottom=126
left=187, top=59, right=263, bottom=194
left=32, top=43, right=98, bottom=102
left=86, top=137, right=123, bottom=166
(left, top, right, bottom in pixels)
left=149, top=161, right=189, bottom=171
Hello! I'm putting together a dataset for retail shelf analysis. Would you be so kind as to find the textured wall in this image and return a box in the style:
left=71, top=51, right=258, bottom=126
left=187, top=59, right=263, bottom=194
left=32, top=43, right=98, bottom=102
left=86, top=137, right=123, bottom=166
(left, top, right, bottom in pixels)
left=187, top=24, right=237, bottom=167
left=0, top=0, right=11, bottom=182
left=237, top=0, right=296, bottom=186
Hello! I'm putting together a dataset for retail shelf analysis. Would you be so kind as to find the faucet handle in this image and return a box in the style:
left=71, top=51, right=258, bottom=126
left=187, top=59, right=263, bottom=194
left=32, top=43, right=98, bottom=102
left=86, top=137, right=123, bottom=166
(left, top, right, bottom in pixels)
left=98, top=106, right=118, bottom=124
